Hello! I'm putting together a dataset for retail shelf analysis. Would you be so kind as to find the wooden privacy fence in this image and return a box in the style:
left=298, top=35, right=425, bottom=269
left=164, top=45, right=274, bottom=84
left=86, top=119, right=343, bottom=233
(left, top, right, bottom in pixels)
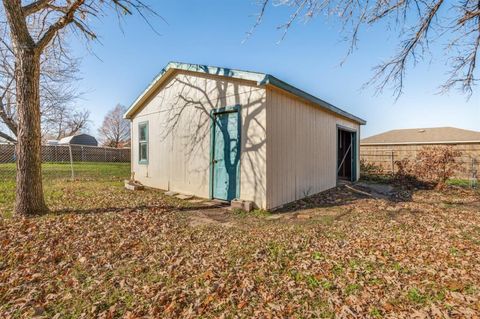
left=0, top=143, right=130, bottom=163
left=360, top=144, right=480, bottom=180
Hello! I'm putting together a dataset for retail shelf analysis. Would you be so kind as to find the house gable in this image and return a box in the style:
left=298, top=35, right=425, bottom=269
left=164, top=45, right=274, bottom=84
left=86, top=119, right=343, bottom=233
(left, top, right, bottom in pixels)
left=124, top=62, right=366, bottom=125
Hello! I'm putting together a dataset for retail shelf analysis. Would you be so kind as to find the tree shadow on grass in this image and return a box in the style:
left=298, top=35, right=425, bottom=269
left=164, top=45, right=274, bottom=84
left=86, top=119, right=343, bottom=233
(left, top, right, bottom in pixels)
left=50, top=202, right=229, bottom=216
left=274, top=182, right=415, bottom=214
left=274, top=186, right=369, bottom=214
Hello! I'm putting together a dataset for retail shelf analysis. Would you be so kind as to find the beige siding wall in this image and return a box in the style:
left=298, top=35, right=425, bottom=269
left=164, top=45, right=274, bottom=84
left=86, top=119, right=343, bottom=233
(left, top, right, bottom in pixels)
left=266, top=87, right=360, bottom=209
left=131, top=71, right=267, bottom=207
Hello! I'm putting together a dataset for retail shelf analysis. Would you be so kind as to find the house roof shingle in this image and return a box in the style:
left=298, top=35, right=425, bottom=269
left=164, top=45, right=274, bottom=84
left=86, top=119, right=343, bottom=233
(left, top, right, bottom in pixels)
left=361, top=127, right=480, bottom=145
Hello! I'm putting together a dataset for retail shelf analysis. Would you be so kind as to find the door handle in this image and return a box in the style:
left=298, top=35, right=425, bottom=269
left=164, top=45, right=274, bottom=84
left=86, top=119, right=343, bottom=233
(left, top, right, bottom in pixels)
left=212, top=160, right=219, bottom=164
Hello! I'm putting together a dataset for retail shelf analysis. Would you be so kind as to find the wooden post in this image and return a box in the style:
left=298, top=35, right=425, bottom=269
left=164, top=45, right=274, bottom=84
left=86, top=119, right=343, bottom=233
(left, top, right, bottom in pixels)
left=471, top=157, right=478, bottom=188
left=391, top=151, right=395, bottom=175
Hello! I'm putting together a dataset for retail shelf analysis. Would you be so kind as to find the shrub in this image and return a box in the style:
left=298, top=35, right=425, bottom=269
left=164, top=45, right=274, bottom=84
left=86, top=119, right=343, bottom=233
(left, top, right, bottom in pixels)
left=414, top=146, right=463, bottom=188
left=394, top=158, right=414, bottom=181
left=394, top=146, right=463, bottom=189
left=360, top=159, right=386, bottom=180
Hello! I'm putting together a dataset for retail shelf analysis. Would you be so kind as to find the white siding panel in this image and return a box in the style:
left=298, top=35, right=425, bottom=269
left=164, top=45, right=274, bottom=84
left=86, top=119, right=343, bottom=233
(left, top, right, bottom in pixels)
left=266, top=87, right=360, bottom=209
left=131, top=71, right=267, bottom=207
left=130, top=71, right=360, bottom=210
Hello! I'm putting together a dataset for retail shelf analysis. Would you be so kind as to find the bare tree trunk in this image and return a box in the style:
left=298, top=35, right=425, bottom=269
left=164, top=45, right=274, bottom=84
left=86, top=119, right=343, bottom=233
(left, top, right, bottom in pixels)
left=14, top=47, right=48, bottom=216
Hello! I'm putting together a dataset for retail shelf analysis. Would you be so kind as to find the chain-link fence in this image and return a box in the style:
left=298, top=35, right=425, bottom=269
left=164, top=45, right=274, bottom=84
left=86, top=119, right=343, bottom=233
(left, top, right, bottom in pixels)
left=0, top=143, right=131, bottom=182
left=360, top=146, right=479, bottom=184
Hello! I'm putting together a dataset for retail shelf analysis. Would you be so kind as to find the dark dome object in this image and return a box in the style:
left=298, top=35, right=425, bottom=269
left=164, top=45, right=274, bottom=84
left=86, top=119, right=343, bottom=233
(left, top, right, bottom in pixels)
left=58, top=134, right=98, bottom=146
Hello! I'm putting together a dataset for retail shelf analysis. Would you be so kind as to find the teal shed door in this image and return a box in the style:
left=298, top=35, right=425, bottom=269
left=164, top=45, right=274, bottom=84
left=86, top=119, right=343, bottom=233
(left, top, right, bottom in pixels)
left=212, top=110, right=240, bottom=201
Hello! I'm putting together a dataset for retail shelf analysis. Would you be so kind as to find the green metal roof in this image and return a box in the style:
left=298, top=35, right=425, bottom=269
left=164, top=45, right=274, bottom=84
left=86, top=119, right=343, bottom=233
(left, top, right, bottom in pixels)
left=124, top=62, right=366, bottom=125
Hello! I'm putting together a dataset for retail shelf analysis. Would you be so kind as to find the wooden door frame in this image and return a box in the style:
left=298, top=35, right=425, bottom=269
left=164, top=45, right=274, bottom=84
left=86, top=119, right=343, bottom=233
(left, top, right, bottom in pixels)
left=336, top=124, right=358, bottom=184
left=209, top=104, right=242, bottom=200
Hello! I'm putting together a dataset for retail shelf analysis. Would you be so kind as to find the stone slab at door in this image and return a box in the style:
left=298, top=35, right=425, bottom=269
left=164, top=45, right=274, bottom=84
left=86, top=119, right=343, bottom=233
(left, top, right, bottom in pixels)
left=212, top=109, right=240, bottom=201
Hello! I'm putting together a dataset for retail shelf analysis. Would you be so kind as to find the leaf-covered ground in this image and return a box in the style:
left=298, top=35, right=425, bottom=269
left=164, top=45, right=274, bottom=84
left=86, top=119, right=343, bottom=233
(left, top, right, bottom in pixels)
left=1, top=182, right=479, bottom=318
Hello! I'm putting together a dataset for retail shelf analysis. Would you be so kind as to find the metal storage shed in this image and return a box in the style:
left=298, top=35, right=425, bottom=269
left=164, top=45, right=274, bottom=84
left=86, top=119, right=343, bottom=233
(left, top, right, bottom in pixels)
left=58, top=134, right=98, bottom=147
left=124, top=62, right=366, bottom=209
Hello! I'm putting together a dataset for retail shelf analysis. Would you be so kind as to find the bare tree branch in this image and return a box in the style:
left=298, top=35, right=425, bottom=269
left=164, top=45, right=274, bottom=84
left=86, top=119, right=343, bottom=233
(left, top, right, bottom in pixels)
left=22, top=0, right=52, bottom=16
left=244, top=0, right=270, bottom=42
left=250, top=0, right=479, bottom=98
left=36, top=0, right=85, bottom=51
left=0, top=129, right=16, bottom=142
left=0, top=15, right=84, bottom=141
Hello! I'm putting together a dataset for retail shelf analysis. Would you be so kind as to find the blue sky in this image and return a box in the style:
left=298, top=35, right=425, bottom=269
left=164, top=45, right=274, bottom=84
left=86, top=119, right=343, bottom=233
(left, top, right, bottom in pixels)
left=70, top=0, right=479, bottom=138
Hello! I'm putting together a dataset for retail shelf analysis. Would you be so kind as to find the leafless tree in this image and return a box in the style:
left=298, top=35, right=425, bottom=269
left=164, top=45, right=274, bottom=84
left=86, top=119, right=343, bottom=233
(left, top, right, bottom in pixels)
left=0, top=17, right=86, bottom=142
left=1, top=0, right=160, bottom=216
left=251, top=0, right=479, bottom=97
left=98, top=104, right=130, bottom=148
left=42, top=107, right=90, bottom=140
left=0, top=20, right=18, bottom=142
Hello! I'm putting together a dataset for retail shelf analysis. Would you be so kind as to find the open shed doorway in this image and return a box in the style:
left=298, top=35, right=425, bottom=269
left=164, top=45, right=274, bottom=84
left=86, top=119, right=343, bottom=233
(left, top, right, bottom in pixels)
left=337, top=127, right=357, bottom=182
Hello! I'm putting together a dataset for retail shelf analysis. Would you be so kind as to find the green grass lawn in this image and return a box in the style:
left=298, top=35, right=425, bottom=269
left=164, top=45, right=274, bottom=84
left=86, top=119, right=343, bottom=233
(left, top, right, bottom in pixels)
left=0, top=162, right=131, bottom=216
left=447, top=178, right=476, bottom=187
left=0, top=162, right=130, bottom=181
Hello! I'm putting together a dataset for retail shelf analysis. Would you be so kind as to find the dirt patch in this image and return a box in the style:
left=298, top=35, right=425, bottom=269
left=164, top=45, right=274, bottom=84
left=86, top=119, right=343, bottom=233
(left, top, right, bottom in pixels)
left=187, top=207, right=234, bottom=227
left=275, top=186, right=366, bottom=213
